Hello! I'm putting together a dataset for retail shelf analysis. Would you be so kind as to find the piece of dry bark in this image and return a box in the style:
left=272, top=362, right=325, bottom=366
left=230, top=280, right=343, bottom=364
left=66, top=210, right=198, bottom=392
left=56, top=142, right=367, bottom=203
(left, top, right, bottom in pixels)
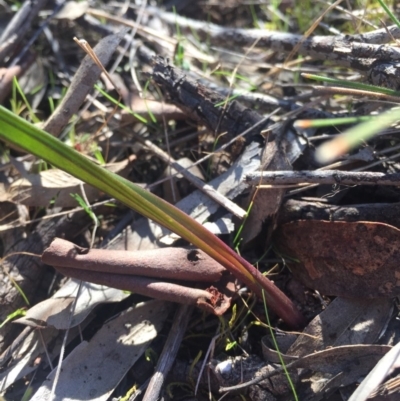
left=54, top=266, right=232, bottom=316
left=43, top=28, right=127, bottom=136
left=42, top=238, right=235, bottom=316
left=42, top=238, right=227, bottom=282
left=151, top=56, right=269, bottom=140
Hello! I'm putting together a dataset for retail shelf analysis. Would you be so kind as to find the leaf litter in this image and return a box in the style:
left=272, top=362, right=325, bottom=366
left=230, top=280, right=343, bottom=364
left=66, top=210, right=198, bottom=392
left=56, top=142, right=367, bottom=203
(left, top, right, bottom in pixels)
left=2, top=2, right=400, bottom=401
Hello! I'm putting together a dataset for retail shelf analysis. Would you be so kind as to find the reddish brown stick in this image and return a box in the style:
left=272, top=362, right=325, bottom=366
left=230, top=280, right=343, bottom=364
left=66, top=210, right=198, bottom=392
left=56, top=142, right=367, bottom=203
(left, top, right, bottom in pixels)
left=42, top=238, right=226, bottom=282
left=55, top=266, right=230, bottom=315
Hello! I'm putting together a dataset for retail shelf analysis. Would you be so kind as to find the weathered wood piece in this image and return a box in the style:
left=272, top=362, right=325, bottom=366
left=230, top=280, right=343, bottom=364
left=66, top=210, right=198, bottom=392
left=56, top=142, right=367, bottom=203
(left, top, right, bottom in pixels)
left=43, top=29, right=127, bottom=136
left=151, top=56, right=269, bottom=140
left=147, top=8, right=400, bottom=90
left=278, top=199, right=400, bottom=228
left=247, top=170, right=400, bottom=187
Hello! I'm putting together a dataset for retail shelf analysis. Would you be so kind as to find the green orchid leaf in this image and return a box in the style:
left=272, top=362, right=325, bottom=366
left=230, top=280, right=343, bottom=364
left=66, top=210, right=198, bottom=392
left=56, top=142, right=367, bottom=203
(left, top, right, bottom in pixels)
left=0, top=106, right=303, bottom=327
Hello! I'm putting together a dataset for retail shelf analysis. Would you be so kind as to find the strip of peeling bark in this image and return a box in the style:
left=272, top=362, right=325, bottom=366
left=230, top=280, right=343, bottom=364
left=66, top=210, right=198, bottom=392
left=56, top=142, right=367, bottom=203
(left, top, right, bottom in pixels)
left=42, top=238, right=226, bottom=282
left=54, top=266, right=231, bottom=315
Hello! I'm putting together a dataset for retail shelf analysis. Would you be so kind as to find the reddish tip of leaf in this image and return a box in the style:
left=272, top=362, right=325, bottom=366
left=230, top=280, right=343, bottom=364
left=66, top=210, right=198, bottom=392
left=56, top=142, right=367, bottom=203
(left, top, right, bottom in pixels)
left=293, top=120, right=312, bottom=129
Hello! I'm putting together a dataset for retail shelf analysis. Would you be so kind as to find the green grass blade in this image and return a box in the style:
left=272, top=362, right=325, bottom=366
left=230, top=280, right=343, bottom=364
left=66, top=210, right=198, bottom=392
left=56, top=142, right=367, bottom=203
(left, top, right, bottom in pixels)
left=378, top=0, right=400, bottom=29
left=302, top=73, right=400, bottom=97
left=316, top=106, right=400, bottom=163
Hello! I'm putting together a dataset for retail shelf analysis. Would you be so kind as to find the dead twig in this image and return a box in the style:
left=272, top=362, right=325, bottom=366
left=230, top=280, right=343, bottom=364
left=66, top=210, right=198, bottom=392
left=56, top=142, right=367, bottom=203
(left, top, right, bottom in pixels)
left=145, top=8, right=400, bottom=90
left=0, top=0, right=48, bottom=62
left=151, top=56, right=270, bottom=140
left=142, top=138, right=247, bottom=219
left=142, top=304, right=194, bottom=401
left=278, top=199, right=400, bottom=227
left=246, top=170, right=400, bottom=187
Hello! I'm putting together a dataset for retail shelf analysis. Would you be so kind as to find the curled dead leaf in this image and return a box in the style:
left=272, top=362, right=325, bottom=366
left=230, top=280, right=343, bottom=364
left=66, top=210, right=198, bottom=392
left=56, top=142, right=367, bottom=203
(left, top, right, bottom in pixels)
left=274, top=220, right=400, bottom=298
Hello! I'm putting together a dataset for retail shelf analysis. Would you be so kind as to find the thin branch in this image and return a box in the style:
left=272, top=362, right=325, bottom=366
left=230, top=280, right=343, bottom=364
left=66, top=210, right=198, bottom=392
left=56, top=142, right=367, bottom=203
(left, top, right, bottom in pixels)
left=142, top=305, right=194, bottom=401
left=246, top=170, right=400, bottom=186
left=142, top=138, right=247, bottom=219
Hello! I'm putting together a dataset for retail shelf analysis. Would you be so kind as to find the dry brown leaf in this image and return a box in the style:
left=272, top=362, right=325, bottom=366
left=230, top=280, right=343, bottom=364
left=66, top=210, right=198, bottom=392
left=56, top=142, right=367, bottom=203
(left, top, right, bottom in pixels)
left=275, top=220, right=400, bottom=298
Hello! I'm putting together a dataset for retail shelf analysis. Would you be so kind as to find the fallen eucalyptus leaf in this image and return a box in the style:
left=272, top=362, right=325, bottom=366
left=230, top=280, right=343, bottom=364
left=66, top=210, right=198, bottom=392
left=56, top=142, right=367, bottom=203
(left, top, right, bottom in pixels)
left=275, top=220, right=400, bottom=298
left=0, top=324, right=87, bottom=392
left=287, top=297, right=393, bottom=357
left=14, top=279, right=128, bottom=329
left=30, top=300, right=171, bottom=401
